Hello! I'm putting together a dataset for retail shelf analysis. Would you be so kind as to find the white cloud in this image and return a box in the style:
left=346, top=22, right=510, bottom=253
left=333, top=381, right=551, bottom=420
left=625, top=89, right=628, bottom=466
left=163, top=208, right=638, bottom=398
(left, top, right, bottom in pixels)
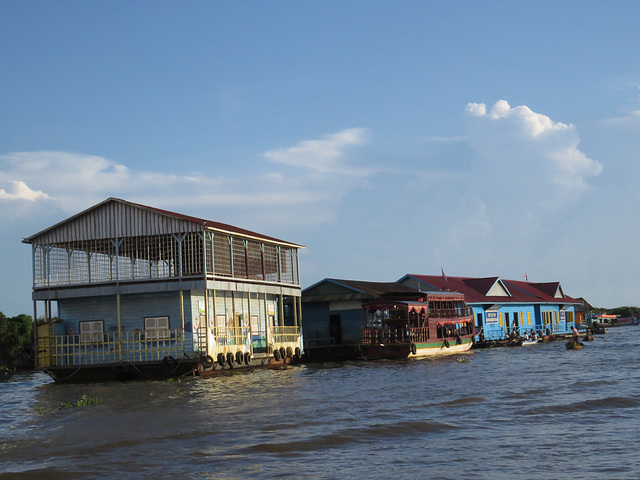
left=464, top=99, right=602, bottom=199
left=0, top=133, right=373, bottom=231
left=467, top=99, right=570, bottom=137
left=0, top=180, right=48, bottom=201
left=263, top=128, right=373, bottom=175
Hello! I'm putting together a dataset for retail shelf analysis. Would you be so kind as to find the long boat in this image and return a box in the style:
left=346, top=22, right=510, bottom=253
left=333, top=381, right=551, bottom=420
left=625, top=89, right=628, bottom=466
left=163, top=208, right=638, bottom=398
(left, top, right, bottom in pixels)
left=358, top=291, right=475, bottom=360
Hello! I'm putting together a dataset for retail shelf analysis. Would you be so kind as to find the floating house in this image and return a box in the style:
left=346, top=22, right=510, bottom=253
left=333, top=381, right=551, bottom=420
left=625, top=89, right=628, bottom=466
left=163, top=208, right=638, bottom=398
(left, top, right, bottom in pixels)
left=24, top=198, right=304, bottom=381
left=398, top=274, right=584, bottom=341
left=301, top=279, right=419, bottom=361
left=302, top=274, right=584, bottom=359
left=302, top=278, right=476, bottom=361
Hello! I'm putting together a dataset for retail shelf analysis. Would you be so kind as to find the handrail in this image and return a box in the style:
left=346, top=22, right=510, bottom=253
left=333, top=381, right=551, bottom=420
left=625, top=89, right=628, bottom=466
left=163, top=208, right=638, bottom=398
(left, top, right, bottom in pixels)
left=429, top=307, right=474, bottom=318
left=211, top=325, right=300, bottom=349
left=40, top=329, right=185, bottom=367
left=271, top=325, right=300, bottom=343
left=481, top=324, right=574, bottom=341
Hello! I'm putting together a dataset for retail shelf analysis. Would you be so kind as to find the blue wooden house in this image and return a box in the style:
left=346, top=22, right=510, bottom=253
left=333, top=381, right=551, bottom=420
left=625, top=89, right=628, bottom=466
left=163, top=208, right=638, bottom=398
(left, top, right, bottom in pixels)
left=398, top=274, right=583, bottom=341
left=24, top=198, right=304, bottom=381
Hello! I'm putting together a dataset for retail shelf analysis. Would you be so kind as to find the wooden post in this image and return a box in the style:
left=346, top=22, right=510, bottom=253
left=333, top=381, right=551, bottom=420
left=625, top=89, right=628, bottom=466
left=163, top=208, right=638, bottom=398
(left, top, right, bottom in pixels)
left=32, top=301, right=38, bottom=368
left=180, top=290, right=185, bottom=357
left=117, top=294, right=122, bottom=362
left=293, top=294, right=298, bottom=328
left=204, top=287, right=209, bottom=355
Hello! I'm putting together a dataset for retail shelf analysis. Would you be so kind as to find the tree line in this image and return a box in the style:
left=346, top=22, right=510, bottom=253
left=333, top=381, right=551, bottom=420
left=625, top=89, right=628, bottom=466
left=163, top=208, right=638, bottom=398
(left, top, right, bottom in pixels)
left=593, top=306, right=640, bottom=319
left=0, top=312, right=34, bottom=372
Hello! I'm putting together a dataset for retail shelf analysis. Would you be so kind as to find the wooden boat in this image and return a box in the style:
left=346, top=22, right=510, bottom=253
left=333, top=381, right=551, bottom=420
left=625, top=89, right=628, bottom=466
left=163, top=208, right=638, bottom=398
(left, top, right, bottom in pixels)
left=522, top=339, right=539, bottom=346
left=359, top=291, right=475, bottom=360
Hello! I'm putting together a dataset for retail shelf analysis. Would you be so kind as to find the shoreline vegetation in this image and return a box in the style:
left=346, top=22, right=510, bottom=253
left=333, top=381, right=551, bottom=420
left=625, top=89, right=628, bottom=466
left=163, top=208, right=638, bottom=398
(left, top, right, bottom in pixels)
left=0, top=312, right=34, bottom=373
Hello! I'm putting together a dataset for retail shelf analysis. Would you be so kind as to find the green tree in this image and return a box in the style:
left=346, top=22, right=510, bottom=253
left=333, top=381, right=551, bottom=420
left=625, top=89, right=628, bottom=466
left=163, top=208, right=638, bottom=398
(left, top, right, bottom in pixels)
left=608, top=306, right=640, bottom=319
left=0, top=312, right=33, bottom=371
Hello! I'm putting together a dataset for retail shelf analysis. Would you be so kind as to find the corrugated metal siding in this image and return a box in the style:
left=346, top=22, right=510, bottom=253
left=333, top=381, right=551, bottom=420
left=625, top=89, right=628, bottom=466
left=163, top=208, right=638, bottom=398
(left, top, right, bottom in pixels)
left=29, top=200, right=203, bottom=245
left=58, top=291, right=194, bottom=354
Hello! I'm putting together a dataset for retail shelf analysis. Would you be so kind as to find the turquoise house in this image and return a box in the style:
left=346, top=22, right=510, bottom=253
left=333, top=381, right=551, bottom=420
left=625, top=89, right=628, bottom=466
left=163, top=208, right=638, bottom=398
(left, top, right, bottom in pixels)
left=398, top=274, right=583, bottom=341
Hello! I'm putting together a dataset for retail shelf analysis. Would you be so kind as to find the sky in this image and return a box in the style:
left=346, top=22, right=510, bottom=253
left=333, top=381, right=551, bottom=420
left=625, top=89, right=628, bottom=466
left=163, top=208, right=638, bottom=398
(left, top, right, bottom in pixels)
left=1, top=1, right=640, bottom=316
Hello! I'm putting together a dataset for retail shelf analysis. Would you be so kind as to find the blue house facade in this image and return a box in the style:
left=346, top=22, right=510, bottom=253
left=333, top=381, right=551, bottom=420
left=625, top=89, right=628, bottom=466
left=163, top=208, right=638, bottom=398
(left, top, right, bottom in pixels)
left=398, top=274, right=583, bottom=341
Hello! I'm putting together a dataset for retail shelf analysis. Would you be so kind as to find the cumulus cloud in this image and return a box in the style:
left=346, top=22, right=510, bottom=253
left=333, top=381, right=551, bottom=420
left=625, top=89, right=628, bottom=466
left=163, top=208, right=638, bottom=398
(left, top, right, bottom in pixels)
left=467, top=99, right=570, bottom=137
left=263, top=128, right=373, bottom=175
left=465, top=99, right=602, bottom=198
left=0, top=180, right=48, bottom=201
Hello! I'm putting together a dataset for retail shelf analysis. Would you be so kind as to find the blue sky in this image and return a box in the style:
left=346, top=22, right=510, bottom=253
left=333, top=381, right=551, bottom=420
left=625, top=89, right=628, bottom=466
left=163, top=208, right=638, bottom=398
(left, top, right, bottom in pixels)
left=2, top=1, right=640, bottom=315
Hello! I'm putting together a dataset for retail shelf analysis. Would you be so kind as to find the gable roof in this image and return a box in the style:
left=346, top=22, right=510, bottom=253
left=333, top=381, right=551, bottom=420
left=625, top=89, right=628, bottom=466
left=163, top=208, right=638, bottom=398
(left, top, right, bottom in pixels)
left=303, top=278, right=421, bottom=303
left=401, top=274, right=581, bottom=306
left=23, top=197, right=304, bottom=248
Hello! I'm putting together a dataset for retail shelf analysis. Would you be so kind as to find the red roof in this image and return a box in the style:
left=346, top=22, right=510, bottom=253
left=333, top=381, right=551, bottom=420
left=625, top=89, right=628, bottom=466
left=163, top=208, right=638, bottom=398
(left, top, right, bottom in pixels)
left=403, top=274, right=581, bottom=305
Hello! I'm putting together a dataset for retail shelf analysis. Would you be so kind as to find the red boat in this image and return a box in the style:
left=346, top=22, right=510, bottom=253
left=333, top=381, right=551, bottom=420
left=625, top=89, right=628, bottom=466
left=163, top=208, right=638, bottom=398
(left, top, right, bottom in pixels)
left=359, top=291, right=476, bottom=360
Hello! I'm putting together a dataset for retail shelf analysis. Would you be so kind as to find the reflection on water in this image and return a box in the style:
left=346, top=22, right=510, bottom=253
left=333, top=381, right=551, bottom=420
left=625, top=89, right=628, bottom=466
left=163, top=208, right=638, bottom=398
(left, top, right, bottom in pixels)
left=2, top=327, right=640, bottom=479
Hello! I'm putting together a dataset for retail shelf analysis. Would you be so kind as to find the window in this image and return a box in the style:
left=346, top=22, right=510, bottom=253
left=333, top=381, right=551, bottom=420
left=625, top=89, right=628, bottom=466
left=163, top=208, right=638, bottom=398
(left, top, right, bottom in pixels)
left=80, top=320, right=104, bottom=343
left=145, top=316, right=170, bottom=339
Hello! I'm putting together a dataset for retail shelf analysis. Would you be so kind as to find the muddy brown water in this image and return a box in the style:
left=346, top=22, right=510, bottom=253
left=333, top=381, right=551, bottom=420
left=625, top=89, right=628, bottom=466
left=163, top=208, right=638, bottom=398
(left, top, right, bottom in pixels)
left=2, top=327, right=639, bottom=479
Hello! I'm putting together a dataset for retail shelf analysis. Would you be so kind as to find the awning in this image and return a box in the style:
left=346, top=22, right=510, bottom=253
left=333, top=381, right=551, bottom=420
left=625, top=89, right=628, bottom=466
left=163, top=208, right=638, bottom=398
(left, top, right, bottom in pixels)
left=409, top=307, right=427, bottom=314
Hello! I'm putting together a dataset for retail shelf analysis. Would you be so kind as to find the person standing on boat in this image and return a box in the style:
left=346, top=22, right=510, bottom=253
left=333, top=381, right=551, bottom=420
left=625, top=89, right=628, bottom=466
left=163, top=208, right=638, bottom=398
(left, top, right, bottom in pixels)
left=571, top=325, right=580, bottom=346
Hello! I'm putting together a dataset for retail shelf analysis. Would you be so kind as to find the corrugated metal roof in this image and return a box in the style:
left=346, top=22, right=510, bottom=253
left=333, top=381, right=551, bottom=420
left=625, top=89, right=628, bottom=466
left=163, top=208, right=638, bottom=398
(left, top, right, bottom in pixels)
left=328, top=279, right=421, bottom=297
left=23, top=197, right=305, bottom=248
left=403, top=274, right=582, bottom=305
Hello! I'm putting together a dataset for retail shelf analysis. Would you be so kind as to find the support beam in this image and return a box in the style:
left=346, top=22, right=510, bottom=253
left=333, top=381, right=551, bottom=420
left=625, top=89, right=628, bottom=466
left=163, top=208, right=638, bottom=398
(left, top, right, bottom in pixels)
left=117, top=294, right=122, bottom=362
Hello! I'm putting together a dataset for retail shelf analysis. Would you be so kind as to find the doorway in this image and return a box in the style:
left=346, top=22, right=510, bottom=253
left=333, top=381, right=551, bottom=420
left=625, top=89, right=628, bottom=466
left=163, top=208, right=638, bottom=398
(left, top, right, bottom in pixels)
left=329, top=314, right=342, bottom=344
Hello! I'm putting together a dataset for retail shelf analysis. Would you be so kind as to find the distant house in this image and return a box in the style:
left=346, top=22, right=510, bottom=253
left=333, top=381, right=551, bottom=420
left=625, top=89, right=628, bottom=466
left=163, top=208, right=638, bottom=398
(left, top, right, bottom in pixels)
left=301, top=278, right=419, bottom=361
left=398, top=274, right=583, bottom=340
left=24, top=198, right=304, bottom=381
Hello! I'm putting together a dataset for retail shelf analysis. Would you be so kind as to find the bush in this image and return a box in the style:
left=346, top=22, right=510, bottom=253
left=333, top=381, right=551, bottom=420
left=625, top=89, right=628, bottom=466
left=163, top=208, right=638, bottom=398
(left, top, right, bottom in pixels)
left=0, top=312, right=33, bottom=371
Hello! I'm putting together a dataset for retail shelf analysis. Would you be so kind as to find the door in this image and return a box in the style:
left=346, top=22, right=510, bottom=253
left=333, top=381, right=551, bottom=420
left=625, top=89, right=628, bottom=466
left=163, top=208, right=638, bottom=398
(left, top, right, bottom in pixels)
left=329, top=314, right=342, bottom=344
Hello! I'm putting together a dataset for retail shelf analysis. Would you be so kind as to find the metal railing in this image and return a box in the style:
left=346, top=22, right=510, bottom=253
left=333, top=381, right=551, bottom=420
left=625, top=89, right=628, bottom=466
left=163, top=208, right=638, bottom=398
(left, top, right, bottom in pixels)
left=213, top=325, right=251, bottom=347
left=429, top=307, right=474, bottom=318
left=481, top=324, right=573, bottom=341
left=362, top=327, right=430, bottom=344
left=211, top=325, right=300, bottom=353
left=39, top=329, right=185, bottom=367
left=271, top=326, right=300, bottom=344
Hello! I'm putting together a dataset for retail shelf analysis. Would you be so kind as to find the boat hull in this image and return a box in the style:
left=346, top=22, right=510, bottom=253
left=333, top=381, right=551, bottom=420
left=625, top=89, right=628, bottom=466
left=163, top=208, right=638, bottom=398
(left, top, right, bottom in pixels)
left=359, top=338, right=473, bottom=360
left=43, top=359, right=198, bottom=383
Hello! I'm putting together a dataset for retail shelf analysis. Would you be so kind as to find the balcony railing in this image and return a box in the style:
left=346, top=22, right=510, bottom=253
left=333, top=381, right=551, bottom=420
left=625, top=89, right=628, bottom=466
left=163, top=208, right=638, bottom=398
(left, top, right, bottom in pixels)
left=211, top=326, right=293, bottom=347
left=362, top=326, right=430, bottom=344
left=37, top=329, right=185, bottom=367
left=429, top=307, right=474, bottom=318
left=271, top=326, right=300, bottom=344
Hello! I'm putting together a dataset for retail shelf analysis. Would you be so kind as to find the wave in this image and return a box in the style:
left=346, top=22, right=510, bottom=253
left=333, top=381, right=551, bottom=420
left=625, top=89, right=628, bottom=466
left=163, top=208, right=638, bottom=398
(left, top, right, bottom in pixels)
left=244, top=419, right=457, bottom=454
left=524, top=395, right=640, bottom=415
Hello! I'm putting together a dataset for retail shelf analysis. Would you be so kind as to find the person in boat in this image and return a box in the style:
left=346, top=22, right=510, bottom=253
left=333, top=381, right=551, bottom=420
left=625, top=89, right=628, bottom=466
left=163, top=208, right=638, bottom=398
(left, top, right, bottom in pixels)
left=529, top=329, right=537, bottom=340
left=571, top=325, right=580, bottom=346
left=583, top=327, right=595, bottom=341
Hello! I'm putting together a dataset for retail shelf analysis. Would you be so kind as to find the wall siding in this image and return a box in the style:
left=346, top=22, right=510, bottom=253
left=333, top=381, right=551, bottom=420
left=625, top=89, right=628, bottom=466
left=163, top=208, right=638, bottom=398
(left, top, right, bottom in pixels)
left=57, top=290, right=194, bottom=353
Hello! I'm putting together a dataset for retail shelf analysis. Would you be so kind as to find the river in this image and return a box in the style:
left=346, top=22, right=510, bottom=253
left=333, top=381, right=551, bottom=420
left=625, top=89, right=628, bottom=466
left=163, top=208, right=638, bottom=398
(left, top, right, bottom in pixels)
left=1, top=326, right=639, bottom=479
